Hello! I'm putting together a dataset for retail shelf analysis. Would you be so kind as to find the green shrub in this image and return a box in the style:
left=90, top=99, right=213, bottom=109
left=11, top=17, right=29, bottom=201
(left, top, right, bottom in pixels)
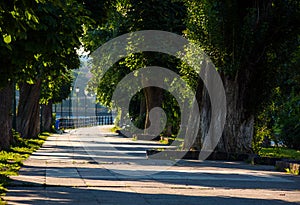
left=276, top=93, right=300, bottom=149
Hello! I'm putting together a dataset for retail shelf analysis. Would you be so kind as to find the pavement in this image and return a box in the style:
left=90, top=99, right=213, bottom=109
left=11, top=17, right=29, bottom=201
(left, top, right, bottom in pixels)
left=4, top=126, right=300, bottom=205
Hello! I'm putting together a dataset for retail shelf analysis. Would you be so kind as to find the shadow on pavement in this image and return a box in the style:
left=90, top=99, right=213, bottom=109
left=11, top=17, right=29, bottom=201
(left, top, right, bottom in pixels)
left=6, top=182, right=299, bottom=205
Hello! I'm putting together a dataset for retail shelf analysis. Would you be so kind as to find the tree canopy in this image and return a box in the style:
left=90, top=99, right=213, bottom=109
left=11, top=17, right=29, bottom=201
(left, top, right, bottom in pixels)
left=0, top=0, right=299, bottom=153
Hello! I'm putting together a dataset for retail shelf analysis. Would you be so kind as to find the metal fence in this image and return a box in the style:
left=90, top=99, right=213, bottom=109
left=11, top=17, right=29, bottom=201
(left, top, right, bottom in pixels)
left=56, top=115, right=114, bottom=129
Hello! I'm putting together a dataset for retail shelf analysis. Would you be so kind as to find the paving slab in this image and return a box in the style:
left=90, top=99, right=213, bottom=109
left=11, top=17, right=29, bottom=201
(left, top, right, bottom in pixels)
left=4, top=126, right=300, bottom=205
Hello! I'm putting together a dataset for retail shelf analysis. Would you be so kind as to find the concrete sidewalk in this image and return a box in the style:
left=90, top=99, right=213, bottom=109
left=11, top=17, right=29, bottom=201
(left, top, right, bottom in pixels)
left=5, top=126, right=300, bottom=205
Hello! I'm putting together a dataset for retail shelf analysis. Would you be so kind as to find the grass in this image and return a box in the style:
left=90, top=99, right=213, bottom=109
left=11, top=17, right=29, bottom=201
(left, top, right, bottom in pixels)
left=259, top=147, right=300, bottom=160
left=110, top=126, right=121, bottom=133
left=0, top=132, right=49, bottom=204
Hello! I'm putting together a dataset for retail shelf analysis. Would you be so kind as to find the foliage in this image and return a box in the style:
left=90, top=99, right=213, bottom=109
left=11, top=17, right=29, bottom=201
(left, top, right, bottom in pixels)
left=254, top=43, right=300, bottom=151
left=0, top=0, right=41, bottom=87
left=161, top=91, right=181, bottom=136
left=259, top=147, right=300, bottom=160
left=285, top=168, right=299, bottom=176
left=40, top=71, right=73, bottom=104
left=14, top=1, right=88, bottom=84
left=184, top=0, right=300, bottom=115
left=85, top=0, right=187, bottom=135
left=0, top=0, right=298, bottom=154
left=110, top=125, right=121, bottom=133
left=184, top=0, right=300, bottom=152
left=275, top=44, right=300, bottom=149
left=0, top=0, right=89, bottom=87
left=276, top=93, right=300, bottom=149
left=253, top=100, right=278, bottom=153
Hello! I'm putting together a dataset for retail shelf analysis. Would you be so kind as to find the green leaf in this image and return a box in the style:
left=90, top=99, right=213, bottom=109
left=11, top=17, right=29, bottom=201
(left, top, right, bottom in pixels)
left=26, top=79, right=35, bottom=85
left=5, top=44, right=12, bottom=51
left=3, top=34, right=11, bottom=44
left=25, top=10, right=32, bottom=20
left=32, top=15, right=39, bottom=23
left=34, top=53, right=42, bottom=61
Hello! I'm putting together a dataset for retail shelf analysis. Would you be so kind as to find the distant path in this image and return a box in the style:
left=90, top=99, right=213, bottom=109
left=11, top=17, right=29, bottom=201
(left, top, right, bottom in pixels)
left=5, top=126, right=300, bottom=205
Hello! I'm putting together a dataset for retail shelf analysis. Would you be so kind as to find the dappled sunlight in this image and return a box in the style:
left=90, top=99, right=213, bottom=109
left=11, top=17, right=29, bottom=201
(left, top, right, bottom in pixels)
left=5, top=126, right=300, bottom=204
left=5, top=185, right=300, bottom=205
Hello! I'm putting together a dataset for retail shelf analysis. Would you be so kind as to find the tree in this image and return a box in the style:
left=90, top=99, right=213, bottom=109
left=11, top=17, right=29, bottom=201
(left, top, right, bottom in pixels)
left=85, top=0, right=186, bottom=135
left=0, top=0, right=42, bottom=149
left=15, top=1, right=87, bottom=138
left=0, top=86, right=14, bottom=150
left=184, top=0, right=300, bottom=153
left=40, top=72, right=73, bottom=132
left=253, top=44, right=300, bottom=151
left=275, top=45, right=300, bottom=149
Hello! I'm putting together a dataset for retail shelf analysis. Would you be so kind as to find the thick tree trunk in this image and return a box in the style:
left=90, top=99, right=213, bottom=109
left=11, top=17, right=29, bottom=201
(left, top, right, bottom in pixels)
left=17, top=80, right=41, bottom=138
left=200, top=72, right=254, bottom=154
left=219, top=74, right=254, bottom=153
left=41, top=100, right=53, bottom=132
left=0, top=84, right=14, bottom=150
left=144, top=87, right=163, bottom=135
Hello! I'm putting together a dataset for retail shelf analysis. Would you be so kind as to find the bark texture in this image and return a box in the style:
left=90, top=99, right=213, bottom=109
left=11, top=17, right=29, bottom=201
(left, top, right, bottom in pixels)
left=220, top=75, right=254, bottom=153
left=144, top=87, right=163, bottom=135
left=17, top=80, right=41, bottom=138
left=41, top=101, right=53, bottom=132
left=200, top=70, right=254, bottom=153
left=0, top=84, right=14, bottom=150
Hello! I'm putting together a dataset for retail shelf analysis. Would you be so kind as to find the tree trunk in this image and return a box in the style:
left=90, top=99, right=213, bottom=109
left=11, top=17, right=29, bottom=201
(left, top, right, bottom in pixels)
left=0, top=84, right=14, bottom=150
left=200, top=71, right=254, bottom=154
left=41, top=100, right=53, bottom=132
left=144, top=87, right=164, bottom=135
left=220, top=74, right=254, bottom=153
left=139, top=94, right=146, bottom=117
left=17, top=80, right=41, bottom=138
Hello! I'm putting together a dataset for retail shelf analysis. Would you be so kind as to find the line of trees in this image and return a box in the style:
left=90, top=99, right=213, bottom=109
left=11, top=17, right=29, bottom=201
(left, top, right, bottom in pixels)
left=1, top=0, right=299, bottom=153
left=84, top=0, right=299, bottom=152
left=0, top=0, right=94, bottom=149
